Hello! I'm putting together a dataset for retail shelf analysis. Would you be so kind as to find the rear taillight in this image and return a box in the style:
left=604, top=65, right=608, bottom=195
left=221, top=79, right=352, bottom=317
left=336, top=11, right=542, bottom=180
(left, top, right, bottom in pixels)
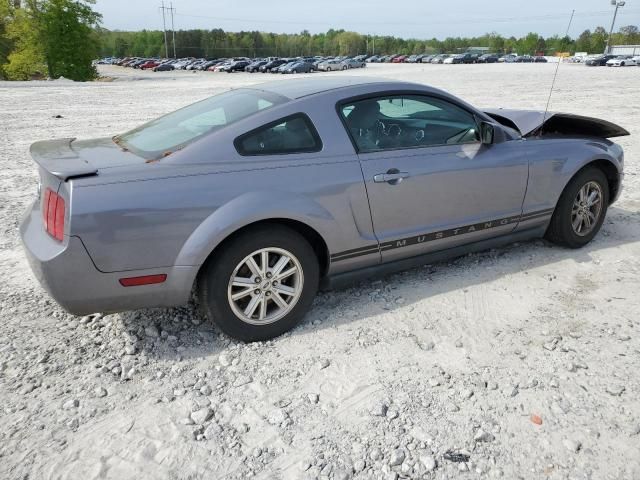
left=42, top=187, right=65, bottom=242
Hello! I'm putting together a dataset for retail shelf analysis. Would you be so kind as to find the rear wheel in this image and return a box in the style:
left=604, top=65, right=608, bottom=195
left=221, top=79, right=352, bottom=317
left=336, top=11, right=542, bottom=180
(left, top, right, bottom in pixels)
left=198, top=225, right=319, bottom=341
left=545, top=168, right=609, bottom=248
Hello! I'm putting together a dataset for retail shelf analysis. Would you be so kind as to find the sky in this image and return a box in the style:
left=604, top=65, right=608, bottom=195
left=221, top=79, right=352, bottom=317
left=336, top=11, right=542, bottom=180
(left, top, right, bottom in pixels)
left=94, top=0, right=640, bottom=39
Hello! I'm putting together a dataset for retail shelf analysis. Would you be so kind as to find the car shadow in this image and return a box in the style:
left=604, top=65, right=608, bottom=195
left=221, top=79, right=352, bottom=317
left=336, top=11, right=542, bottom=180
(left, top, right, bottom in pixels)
left=125, top=205, right=638, bottom=360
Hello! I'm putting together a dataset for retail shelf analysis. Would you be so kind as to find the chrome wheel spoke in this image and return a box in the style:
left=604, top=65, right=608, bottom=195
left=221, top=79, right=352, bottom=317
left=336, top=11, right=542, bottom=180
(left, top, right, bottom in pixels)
left=246, top=257, right=262, bottom=277
left=275, top=266, right=297, bottom=281
left=231, top=287, right=254, bottom=301
left=232, top=276, right=255, bottom=287
left=258, top=296, right=268, bottom=320
left=260, top=251, right=269, bottom=275
left=271, top=255, right=290, bottom=277
left=274, top=283, right=296, bottom=297
left=572, top=216, right=582, bottom=232
left=272, top=291, right=289, bottom=309
left=244, top=295, right=261, bottom=318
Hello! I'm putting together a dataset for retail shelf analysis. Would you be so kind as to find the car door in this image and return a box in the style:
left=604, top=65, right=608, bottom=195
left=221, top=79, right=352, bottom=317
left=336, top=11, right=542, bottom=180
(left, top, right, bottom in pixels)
left=339, top=93, right=529, bottom=263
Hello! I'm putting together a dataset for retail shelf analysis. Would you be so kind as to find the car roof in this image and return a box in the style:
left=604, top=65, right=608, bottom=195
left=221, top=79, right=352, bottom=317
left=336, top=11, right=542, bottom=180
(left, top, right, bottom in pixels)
left=249, top=76, right=419, bottom=100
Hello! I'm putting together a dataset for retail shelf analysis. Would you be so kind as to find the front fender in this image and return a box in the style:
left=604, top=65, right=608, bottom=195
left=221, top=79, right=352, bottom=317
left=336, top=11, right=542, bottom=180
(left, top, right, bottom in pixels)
left=174, top=191, right=336, bottom=267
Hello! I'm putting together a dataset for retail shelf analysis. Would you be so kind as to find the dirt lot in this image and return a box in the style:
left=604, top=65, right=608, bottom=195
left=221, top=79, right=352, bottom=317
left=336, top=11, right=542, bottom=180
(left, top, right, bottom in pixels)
left=1, top=63, right=639, bottom=480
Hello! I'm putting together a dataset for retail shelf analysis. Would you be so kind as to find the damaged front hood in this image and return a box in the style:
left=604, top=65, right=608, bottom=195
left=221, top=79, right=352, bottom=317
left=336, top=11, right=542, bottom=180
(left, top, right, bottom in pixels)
left=484, top=108, right=630, bottom=139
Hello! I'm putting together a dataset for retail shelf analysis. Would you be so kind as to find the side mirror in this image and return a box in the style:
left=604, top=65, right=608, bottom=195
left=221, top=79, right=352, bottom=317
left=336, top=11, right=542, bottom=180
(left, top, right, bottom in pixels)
left=480, top=121, right=495, bottom=145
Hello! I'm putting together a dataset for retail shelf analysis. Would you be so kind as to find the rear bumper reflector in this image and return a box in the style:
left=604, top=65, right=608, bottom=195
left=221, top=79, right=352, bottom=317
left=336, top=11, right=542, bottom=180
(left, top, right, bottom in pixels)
left=119, top=274, right=167, bottom=287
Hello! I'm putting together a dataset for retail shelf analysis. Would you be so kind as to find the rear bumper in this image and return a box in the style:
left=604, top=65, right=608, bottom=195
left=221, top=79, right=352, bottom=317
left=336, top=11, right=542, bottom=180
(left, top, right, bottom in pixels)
left=20, top=200, right=197, bottom=316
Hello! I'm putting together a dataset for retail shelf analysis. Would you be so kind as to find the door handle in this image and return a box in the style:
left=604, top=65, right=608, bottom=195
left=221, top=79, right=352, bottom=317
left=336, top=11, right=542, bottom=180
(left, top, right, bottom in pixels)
left=373, top=170, right=410, bottom=184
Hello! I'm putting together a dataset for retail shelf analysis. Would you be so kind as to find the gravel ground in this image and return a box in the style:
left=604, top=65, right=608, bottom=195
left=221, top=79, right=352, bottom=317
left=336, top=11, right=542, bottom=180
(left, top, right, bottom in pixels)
left=1, top=63, right=639, bottom=480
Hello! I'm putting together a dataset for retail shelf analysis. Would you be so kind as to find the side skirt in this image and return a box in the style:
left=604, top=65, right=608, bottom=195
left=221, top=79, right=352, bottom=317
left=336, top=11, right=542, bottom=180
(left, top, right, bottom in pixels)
left=320, top=226, right=546, bottom=291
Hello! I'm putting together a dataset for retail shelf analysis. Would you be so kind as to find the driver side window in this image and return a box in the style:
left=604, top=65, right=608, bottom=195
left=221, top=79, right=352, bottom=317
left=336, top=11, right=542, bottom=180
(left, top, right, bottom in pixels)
left=341, top=95, right=479, bottom=153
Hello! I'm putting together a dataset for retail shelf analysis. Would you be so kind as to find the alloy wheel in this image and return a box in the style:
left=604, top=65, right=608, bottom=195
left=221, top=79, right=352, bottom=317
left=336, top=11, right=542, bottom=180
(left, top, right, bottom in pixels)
left=571, top=181, right=603, bottom=236
left=227, top=247, right=304, bottom=325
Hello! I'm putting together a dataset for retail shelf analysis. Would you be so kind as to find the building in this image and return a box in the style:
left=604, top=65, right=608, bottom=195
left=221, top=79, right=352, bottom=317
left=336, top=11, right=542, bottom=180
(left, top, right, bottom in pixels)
left=610, top=45, right=640, bottom=55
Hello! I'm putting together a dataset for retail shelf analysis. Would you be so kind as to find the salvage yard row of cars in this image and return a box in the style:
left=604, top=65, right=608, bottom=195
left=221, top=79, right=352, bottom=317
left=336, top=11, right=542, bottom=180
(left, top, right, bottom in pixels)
left=96, top=52, right=640, bottom=73
left=96, top=52, right=553, bottom=73
left=99, top=55, right=368, bottom=73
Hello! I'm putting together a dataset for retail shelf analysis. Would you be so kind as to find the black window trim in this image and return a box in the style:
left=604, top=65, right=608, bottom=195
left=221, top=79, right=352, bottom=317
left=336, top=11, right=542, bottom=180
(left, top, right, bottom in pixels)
left=335, top=90, right=483, bottom=155
left=234, top=112, right=323, bottom=157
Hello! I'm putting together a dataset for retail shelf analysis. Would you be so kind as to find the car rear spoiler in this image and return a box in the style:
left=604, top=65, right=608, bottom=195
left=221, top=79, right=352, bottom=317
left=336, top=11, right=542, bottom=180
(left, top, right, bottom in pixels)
left=483, top=108, right=630, bottom=139
left=30, top=138, right=98, bottom=181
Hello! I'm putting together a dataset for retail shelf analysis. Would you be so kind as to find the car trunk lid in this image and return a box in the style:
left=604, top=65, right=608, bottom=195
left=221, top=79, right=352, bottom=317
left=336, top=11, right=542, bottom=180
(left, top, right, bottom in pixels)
left=30, top=137, right=147, bottom=181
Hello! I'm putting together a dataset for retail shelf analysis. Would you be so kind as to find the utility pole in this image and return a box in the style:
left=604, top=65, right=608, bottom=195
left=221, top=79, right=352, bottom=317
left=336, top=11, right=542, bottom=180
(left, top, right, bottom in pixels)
left=605, top=1, right=626, bottom=54
left=169, top=3, right=177, bottom=58
left=160, top=1, right=169, bottom=59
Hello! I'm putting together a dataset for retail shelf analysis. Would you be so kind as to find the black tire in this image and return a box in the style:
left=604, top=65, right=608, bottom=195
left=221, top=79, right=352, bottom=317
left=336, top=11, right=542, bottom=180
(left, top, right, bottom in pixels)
left=198, top=225, right=319, bottom=342
left=545, top=167, right=609, bottom=248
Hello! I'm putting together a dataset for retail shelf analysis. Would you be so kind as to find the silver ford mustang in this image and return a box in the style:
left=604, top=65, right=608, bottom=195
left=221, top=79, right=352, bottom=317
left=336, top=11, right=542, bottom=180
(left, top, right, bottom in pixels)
left=20, top=77, right=628, bottom=341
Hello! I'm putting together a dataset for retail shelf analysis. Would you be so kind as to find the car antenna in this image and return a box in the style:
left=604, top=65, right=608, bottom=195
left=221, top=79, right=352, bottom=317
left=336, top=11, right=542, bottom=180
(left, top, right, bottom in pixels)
left=541, top=9, right=575, bottom=136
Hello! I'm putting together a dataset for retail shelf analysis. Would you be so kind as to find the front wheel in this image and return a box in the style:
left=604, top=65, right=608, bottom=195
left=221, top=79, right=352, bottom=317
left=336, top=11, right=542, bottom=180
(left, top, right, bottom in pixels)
left=545, top=167, right=609, bottom=248
left=198, top=225, right=319, bottom=341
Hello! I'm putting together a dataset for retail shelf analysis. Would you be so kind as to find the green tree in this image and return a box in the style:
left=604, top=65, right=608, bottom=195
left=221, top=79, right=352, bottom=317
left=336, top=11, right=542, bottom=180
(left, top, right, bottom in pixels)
left=4, top=6, right=47, bottom=79
left=0, top=0, right=14, bottom=79
left=575, top=30, right=592, bottom=53
left=591, top=26, right=607, bottom=54
left=7, top=0, right=101, bottom=81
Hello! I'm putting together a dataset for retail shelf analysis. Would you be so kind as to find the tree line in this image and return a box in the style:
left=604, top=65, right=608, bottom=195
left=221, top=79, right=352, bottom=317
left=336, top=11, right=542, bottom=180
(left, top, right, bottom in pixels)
left=96, top=26, right=640, bottom=60
left=1, top=0, right=639, bottom=81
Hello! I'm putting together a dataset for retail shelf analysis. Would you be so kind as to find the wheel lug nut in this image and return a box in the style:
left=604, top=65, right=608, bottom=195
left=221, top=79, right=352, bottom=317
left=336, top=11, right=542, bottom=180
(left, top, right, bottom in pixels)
left=254, top=289, right=260, bottom=295
left=273, top=280, right=278, bottom=285
left=265, top=291, right=271, bottom=296
left=255, top=277, right=261, bottom=283
left=266, top=272, right=272, bottom=278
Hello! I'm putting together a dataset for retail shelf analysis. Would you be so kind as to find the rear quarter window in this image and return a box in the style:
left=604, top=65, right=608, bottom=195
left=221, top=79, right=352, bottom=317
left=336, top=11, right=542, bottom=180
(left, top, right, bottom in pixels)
left=234, top=114, right=322, bottom=156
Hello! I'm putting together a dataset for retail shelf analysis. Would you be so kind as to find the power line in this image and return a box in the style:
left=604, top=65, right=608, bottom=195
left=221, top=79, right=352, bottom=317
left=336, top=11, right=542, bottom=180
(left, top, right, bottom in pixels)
left=159, top=2, right=177, bottom=58
left=172, top=8, right=640, bottom=28
left=159, top=2, right=169, bottom=58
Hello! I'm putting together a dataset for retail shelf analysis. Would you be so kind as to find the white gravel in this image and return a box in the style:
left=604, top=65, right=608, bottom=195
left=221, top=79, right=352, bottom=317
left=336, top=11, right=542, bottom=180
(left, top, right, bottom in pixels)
left=1, top=63, right=639, bottom=480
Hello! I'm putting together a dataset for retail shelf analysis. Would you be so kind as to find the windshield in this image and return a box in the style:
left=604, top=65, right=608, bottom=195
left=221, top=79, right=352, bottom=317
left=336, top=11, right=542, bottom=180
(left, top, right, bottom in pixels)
left=116, top=88, right=287, bottom=158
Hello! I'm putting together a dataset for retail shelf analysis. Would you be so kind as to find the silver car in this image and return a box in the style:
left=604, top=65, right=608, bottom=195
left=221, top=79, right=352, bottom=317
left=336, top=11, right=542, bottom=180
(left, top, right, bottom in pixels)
left=20, top=77, right=628, bottom=341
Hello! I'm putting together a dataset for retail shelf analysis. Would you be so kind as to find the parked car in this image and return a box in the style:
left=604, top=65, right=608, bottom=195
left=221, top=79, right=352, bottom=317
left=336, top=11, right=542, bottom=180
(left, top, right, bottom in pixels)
left=606, top=56, right=637, bottom=67
left=477, top=54, right=499, bottom=63
left=21, top=78, right=628, bottom=341
left=341, top=58, right=366, bottom=69
left=271, top=61, right=296, bottom=73
left=245, top=60, right=267, bottom=72
left=498, top=54, right=517, bottom=63
left=420, top=55, right=435, bottom=63
left=431, top=54, right=449, bottom=64
left=317, top=59, right=342, bottom=71
left=140, top=60, right=160, bottom=70
left=221, top=60, right=251, bottom=73
left=443, top=54, right=464, bottom=64
left=153, top=63, right=175, bottom=72
left=515, top=55, right=534, bottom=63
left=259, top=59, right=286, bottom=72
left=282, top=61, right=313, bottom=74
left=533, top=56, right=548, bottom=63
left=392, top=55, right=408, bottom=63
left=585, top=55, right=617, bottom=66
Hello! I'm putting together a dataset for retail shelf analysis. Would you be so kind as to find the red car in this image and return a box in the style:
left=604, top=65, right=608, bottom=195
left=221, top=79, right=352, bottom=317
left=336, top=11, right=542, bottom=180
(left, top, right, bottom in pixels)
left=392, top=55, right=408, bottom=63
left=140, top=60, right=160, bottom=70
